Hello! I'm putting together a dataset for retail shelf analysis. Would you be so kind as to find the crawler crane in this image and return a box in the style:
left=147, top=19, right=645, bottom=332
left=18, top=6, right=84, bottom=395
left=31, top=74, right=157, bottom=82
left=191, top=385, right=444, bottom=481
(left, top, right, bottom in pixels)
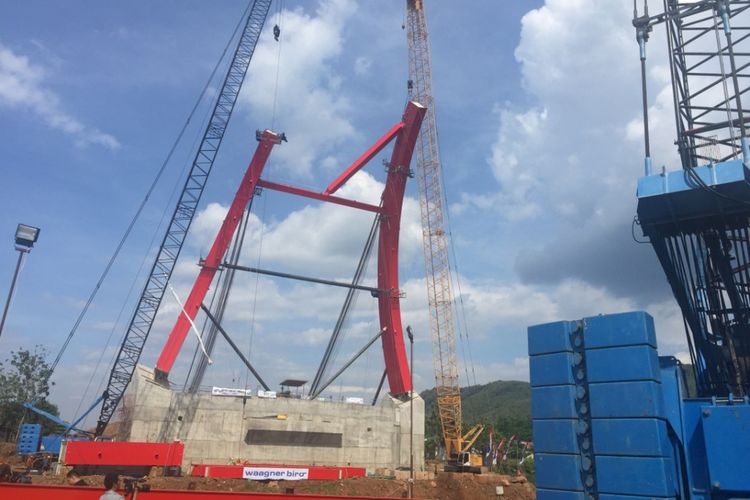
left=530, top=1, right=750, bottom=498
left=405, top=0, right=483, bottom=472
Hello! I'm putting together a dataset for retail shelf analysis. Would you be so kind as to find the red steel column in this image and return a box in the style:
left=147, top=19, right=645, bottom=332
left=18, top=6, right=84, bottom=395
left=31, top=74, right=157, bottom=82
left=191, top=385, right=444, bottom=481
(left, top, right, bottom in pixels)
left=155, top=130, right=282, bottom=380
left=378, top=101, right=426, bottom=396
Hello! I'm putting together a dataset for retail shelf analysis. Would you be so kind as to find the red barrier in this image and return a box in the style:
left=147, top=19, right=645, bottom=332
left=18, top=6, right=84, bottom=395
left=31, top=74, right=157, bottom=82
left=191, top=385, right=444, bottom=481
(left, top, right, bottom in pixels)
left=191, top=464, right=367, bottom=481
left=0, top=484, right=415, bottom=499
left=63, top=441, right=183, bottom=467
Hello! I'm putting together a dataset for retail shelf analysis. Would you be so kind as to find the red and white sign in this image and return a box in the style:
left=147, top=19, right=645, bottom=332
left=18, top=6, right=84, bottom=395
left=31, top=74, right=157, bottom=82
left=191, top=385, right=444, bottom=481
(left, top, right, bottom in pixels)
left=192, top=463, right=366, bottom=481
left=242, top=467, right=309, bottom=481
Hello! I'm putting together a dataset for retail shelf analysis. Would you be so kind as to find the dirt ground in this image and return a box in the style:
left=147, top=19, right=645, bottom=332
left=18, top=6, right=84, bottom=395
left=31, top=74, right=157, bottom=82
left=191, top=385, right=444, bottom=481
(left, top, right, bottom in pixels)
left=1, top=443, right=536, bottom=500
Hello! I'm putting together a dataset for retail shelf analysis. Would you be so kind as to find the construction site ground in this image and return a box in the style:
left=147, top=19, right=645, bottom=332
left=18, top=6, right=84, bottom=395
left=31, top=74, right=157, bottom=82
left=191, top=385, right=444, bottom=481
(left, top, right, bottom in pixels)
left=2, top=443, right=535, bottom=500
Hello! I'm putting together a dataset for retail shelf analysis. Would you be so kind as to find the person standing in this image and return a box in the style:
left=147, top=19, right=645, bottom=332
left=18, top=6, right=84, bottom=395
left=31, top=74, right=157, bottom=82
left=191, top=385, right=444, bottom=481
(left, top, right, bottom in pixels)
left=100, top=472, right=124, bottom=500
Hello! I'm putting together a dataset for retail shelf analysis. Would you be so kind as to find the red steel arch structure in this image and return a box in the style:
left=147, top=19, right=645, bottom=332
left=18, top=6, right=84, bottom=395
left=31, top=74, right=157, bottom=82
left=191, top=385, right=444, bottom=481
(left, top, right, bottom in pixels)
left=154, top=101, right=426, bottom=396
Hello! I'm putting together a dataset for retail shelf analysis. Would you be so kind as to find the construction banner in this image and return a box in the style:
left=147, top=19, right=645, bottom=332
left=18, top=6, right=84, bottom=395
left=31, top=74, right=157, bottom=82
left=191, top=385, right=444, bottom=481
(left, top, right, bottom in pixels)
left=242, top=467, right=309, bottom=481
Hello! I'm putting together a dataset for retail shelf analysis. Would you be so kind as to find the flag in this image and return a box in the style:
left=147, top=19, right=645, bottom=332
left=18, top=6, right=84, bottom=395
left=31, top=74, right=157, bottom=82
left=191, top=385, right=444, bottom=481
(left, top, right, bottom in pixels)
left=519, top=441, right=529, bottom=465
left=503, top=435, right=516, bottom=462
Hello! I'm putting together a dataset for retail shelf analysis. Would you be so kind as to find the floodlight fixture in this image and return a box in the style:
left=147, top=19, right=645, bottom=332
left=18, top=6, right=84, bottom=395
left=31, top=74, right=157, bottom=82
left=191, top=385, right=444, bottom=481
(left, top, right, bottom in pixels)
left=15, top=223, right=40, bottom=250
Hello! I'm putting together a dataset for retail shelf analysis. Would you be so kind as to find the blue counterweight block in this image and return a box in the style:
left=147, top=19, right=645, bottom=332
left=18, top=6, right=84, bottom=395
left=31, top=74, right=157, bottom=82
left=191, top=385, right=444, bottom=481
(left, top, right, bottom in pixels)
left=529, top=312, right=677, bottom=500
left=529, top=319, right=595, bottom=498
left=531, top=311, right=750, bottom=499
left=16, top=423, right=41, bottom=454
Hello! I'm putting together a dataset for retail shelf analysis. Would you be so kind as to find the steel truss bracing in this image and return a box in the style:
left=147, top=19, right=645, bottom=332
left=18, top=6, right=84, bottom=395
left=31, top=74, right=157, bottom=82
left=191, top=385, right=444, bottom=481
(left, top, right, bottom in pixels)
left=664, top=0, right=750, bottom=167
left=636, top=0, right=750, bottom=397
left=406, top=0, right=463, bottom=459
left=95, top=0, right=272, bottom=436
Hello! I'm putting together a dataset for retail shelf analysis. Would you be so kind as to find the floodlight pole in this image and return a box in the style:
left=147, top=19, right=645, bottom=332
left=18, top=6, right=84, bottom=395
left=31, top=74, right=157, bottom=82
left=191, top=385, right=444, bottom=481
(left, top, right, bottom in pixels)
left=407, top=325, right=414, bottom=499
left=0, top=223, right=40, bottom=342
left=0, top=248, right=28, bottom=341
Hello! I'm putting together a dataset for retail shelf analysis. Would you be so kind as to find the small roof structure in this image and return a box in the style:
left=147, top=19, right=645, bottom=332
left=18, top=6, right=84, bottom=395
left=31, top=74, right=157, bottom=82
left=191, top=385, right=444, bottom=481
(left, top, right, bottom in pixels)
left=280, top=379, right=307, bottom=388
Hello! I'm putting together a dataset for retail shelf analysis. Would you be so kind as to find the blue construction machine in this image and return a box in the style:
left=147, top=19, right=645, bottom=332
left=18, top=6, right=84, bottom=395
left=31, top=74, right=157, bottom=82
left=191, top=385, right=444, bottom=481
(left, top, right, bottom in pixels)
left=16, top=394, right=104, bottom=458
left=529, top=1, right=750, bottom=499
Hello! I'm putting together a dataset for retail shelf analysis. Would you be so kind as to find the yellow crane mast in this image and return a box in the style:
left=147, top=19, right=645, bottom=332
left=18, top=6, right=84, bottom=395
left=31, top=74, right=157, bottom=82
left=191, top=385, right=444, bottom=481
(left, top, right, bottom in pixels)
left=405, top=0, right=483, bottom=471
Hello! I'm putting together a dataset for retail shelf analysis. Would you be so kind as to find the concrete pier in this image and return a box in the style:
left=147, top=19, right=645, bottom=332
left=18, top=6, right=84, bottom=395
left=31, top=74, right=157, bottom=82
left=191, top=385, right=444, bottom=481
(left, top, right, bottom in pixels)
left=117, top=365, right=424, bottom=471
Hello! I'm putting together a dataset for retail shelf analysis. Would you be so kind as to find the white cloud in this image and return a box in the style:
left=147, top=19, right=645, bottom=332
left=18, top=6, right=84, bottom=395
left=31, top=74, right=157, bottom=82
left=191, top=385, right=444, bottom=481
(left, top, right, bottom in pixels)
left=181, top=171, right=423, bottom=278
left=239, top=0, right=358, bottom=178
left=474, top=1, right=680, bottom=226
left=449, top=0, right=689, bottom=311
left=0, top=44, right=120, bottom=150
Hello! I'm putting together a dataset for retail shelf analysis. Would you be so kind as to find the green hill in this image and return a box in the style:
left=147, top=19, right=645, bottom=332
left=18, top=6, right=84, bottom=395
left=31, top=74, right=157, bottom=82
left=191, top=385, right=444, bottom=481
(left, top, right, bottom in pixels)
left=418, top=365, right=697, bottom=458
left=419, top=380, right=531, bottom=457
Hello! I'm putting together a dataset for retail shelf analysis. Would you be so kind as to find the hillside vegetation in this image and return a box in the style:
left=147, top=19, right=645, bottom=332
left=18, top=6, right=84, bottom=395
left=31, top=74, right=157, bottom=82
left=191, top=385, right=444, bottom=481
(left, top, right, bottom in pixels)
left=420, top=380, right=531, bottom=457
left=417, top=364, right=698, bottom=458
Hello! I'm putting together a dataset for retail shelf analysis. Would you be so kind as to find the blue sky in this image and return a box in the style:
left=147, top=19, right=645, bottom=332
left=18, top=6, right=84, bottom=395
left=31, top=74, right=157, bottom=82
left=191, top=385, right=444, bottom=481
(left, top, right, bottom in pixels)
left=0, top=1, right=689, bottom=424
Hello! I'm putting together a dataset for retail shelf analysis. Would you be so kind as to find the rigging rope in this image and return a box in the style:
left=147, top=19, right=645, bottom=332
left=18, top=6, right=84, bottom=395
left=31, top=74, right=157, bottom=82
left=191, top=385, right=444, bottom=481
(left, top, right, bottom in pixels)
left=432, top=104, right=478, bottom=386
left=167, top=284, right=213, bottom=363
left=271, top=0, right=285, bottom=130
left=243, top=168, right=269, bottom=393
left=182, top=205, right=253, bottom=392
left=76, top=80, right=218, bottom=419
left=47, top=0, right=256, bottom=380
left=242, top=0, right=286, bottom=391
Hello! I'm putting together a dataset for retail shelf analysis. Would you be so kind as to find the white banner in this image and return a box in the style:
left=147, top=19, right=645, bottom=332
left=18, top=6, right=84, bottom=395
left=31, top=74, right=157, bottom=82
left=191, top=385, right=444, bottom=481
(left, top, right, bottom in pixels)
left=211, top=387, right=253, bottom=397
left=242, top=467, right=309, bottom=481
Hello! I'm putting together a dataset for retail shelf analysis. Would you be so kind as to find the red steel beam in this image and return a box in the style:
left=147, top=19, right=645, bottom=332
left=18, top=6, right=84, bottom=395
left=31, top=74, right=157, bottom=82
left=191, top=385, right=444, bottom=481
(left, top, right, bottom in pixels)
left=153, top=103, right=423, bottom=398
left=155, top=130, right=282, bottom=379
left=63, top=441, right=183, bottom=467
left=377, top=101, right=426, bottom=396
left=191, top=464, right=366, bottom=480
left=324, top=122, right=404, bottom=195
left=0, top=484, right=422, bottom=500
left=257, top=180, right=381, bottom=213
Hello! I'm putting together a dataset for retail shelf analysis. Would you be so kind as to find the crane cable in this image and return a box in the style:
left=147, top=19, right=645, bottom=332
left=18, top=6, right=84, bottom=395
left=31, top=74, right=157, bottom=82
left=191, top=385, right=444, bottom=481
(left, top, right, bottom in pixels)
left=242, top=0, right=286, bottom=392
left=182, top=205, right=252, bottom=392
left=47, top=1, right=257, bottom=381
left=73, top=98, right=218, bottom=420
left=271, top=0, right=286, bottom=130
left=242, top=189, right=268, bottom=394
left=431, top=90, right=478, bottom=387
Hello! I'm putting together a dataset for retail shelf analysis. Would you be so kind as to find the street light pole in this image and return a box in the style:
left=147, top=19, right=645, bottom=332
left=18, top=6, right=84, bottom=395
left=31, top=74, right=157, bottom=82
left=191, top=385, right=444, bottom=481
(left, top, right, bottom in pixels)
left=407, top=325, right=414, bottom=499
left=0, top=224, right=40, bottom=342
left=0, top=250, right=26, bottom=341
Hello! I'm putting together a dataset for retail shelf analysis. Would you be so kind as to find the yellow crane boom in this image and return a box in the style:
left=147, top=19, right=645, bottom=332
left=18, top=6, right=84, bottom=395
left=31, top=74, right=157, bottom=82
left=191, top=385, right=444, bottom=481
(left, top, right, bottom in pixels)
left=405, top=0, right=483, bottom=465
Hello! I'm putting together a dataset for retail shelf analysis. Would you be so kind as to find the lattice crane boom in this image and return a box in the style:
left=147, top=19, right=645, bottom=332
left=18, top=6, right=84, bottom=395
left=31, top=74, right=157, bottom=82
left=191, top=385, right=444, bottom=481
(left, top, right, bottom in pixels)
left=406, top=0, right=470, bottom=460
left=95, top=0, right=272, bottom=436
